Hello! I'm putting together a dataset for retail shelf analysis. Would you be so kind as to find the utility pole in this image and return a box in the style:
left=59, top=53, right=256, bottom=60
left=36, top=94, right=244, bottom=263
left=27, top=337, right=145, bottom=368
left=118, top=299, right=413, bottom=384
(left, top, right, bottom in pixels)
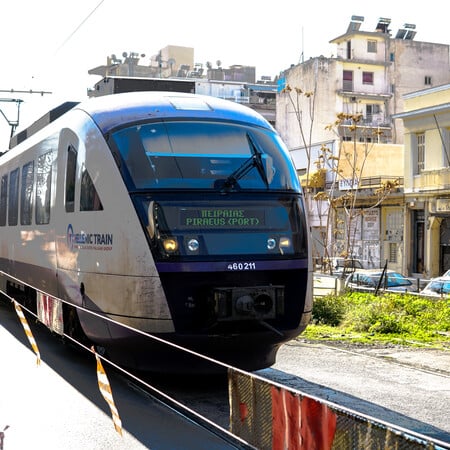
left=0, top=88, right=52, bottom=138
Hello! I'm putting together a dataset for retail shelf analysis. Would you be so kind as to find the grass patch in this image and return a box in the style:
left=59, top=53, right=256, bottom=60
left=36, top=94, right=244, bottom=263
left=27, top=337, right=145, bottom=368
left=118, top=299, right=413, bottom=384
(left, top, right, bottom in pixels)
left=303, top=292, right=450, bottom=349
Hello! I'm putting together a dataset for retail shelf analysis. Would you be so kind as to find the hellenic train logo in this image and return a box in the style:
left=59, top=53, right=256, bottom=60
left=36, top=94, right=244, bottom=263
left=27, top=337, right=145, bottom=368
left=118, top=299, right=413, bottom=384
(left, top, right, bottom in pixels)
left=67, top=224, right=113, bottom=251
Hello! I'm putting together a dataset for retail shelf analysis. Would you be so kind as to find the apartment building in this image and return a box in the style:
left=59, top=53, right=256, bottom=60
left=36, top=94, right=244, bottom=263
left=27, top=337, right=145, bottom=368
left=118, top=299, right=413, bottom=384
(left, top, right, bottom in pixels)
left=276, top=16, right=450, bottom=272
left=394, top=84, right=450, bottom=277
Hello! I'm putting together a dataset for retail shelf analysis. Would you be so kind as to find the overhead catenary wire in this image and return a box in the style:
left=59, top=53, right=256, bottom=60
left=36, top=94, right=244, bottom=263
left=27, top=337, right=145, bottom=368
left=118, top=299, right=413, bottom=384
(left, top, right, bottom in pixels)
left=54, top=0, right=106, bottom=54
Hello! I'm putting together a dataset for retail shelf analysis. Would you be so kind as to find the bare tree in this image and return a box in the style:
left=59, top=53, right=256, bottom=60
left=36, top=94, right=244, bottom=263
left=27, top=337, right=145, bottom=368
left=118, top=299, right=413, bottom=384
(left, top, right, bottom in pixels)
left=280, top=87, right=399, bottom=274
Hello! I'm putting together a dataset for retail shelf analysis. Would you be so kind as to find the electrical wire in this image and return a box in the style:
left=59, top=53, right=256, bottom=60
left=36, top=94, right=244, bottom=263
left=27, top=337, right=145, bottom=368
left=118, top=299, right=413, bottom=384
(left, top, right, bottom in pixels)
left=54, top=0, right=106, bottom=54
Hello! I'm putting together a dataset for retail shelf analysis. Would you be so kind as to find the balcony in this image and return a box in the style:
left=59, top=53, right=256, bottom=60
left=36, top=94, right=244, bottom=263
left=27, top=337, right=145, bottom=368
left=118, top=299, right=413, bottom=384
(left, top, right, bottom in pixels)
left=412, top=167, right=450, bottom=192
left=326, top=176, right=404, bottom=193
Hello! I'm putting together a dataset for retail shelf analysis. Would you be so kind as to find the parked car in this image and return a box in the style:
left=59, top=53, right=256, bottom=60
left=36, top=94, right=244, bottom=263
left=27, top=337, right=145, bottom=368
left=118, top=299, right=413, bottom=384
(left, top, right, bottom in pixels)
left=420, top=277, right=450, bottom=297
left=345, top=269, right=415, bottom=293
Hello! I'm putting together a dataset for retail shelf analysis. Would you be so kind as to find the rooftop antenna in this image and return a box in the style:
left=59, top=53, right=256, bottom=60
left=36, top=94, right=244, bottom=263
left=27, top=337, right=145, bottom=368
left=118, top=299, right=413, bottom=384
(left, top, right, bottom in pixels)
left=299, top=26, right=304, bottom=63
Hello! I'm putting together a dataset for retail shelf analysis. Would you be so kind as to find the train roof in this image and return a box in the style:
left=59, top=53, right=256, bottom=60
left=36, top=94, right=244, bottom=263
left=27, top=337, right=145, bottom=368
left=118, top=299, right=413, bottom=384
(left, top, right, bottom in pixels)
left=78, top=91, right=273, bottom=134
left=9, top=91, right=273, bottom=149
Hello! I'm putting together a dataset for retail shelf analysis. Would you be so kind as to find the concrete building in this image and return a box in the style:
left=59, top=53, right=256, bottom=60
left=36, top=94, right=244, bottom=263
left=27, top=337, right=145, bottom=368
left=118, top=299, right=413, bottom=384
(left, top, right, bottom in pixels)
left=88, top=46, right=195, bottom=79
left=277, top=16, right=450, bottom=151
left=276, top=16, right=450, bottom=273
left=87, top=45, right=276, bottom=125
left=394, top=84, right=450, bottom=277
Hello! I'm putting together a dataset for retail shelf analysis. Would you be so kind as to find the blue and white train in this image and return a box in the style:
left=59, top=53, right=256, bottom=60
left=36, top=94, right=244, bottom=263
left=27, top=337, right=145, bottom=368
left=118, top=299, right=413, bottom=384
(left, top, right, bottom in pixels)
left=0, top=91, right=312, bottom=371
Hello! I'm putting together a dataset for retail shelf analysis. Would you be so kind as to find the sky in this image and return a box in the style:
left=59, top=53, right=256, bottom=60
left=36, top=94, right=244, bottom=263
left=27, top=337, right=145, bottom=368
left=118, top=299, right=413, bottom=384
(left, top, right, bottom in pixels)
left=0, top=0, right=448, bottom=147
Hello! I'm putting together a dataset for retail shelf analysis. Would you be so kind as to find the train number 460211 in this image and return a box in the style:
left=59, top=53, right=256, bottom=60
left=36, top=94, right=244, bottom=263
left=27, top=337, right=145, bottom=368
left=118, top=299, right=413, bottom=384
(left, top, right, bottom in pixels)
left=227, top=262, right=256, bottom=271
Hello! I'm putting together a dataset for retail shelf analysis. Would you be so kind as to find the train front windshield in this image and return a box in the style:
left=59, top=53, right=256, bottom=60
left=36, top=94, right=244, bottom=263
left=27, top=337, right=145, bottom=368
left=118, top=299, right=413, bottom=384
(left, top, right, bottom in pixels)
left=110, top=121, right=299, bottom=191
left=110, top=120, right=307, bottom=260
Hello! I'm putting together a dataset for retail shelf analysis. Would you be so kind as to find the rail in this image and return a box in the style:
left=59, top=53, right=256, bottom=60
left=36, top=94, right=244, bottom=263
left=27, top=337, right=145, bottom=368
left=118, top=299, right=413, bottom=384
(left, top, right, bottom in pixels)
left=1, top=270, right=448, bottom=449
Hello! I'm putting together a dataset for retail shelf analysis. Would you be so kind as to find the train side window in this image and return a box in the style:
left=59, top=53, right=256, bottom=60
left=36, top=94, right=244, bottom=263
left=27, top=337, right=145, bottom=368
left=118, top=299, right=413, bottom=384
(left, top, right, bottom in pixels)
left=80, top=168, right=103, bottom=211
left=0, top=174, right=7, bottom=226
left=36, top=151, right=52, bottom=224
left=65, top=145, right=77, bottom=213
left=8, top=168, right=19, bottom=226
left=20, top=161, right=34, bottom=225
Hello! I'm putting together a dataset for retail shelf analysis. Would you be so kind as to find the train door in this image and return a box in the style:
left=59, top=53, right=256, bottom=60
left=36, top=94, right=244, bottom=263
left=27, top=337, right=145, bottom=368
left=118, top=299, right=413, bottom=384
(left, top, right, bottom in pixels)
left=54, top=125, right=111, bottom=340
left=54, top=128, right=84, bottom=308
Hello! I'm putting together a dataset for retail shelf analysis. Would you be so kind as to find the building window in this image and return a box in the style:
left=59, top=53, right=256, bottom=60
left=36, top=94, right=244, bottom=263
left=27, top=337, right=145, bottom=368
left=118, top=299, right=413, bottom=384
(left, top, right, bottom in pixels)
left=362, top=72, right=374, bottom=85
left=416, top=133, right=425, bottom=173
left=346, top=41, right=352, bottom=59
left=365, top=104, right=381, bottom=123
left=390, top=52, right=395, bottom=62
left=424, top=76, right=432, bottom=85
left=389, top=243, right=398, bottom=263
left=445, top=129, right=450, bottom=167
left=343, top=70, right=353, bottom=91
left=367, top=40, right=377, bottom=53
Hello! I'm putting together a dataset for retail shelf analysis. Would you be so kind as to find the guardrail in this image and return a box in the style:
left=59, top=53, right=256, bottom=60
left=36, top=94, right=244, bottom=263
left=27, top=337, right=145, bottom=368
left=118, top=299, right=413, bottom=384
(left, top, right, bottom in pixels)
left=313, top=272, right=432, bottom=297
left=313, top=273, right=345, bottom=297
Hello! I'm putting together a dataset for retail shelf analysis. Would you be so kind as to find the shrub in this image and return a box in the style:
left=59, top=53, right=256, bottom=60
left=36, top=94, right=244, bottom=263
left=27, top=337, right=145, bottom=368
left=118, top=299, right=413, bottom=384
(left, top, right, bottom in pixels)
left=306, top=292, right=450, bottom=346
left=311, top=295, right=347, bottom=326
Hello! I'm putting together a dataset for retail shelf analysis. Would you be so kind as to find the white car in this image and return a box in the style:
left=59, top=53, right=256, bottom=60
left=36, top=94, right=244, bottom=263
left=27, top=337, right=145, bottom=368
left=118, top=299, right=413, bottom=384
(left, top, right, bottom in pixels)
left=420, top=277, right=450, bottom=297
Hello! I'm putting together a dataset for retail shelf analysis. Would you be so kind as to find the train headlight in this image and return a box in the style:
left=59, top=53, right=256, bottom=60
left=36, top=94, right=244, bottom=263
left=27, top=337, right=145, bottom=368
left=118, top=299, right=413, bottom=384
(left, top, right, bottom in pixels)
left=147, top=201, right=156, bottom=239
left=187, top=238, right=199, bottom=252
left=279, top=237, right=291, bottom=248
left=162, top=238, right=178, bottom=253
left=267, top=238, right=276, bottom=250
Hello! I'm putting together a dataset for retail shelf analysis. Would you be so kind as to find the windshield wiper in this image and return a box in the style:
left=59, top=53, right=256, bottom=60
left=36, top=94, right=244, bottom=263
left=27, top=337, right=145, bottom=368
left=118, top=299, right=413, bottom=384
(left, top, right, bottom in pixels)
left=217, top=133, right=269, bottom=192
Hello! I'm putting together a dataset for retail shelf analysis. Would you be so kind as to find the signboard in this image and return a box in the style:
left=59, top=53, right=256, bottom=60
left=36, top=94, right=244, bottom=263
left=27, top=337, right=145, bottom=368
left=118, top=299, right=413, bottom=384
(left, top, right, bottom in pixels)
left=339, top=178, right=360, bottom=191
left=437, top=198, right=450, bottom=213
left=179, top=208, right=266, bottom=229
left=363, top=209, right=379, bottom=240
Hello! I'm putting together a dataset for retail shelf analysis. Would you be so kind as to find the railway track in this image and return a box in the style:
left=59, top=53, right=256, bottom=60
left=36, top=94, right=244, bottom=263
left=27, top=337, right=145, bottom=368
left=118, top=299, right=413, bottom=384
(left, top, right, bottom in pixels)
left=2, top=297, right=449, bottom=447
left=118, top=339, right=450, bottom=446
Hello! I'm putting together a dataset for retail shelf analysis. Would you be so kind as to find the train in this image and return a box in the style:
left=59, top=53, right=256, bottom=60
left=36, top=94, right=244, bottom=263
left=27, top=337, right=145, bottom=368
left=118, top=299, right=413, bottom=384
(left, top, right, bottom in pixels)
left=0, top=91, right=312, bottom=372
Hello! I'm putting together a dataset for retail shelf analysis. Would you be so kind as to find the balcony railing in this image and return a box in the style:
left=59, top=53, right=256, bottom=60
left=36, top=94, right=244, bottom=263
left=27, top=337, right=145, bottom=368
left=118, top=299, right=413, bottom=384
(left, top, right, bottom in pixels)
left=218, top=95, right=250, bottom=104
left=326, top=176, right=404, bottom=191
left=413, top=167, right=450, bottom=191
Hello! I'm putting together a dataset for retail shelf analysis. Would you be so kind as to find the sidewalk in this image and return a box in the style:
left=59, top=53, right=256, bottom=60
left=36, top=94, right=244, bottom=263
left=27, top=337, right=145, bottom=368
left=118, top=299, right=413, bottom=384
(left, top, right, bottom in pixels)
left=0, top=302, right=247, bottom=450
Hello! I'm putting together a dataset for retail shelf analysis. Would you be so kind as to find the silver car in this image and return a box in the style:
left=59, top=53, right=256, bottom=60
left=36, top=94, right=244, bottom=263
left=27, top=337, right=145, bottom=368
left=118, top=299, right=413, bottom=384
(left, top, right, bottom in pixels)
left=420, top=277, right=450, bottom=297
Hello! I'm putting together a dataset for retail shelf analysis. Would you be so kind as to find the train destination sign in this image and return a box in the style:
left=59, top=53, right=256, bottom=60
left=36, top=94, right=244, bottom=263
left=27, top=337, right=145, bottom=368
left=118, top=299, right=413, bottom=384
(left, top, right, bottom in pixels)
left=180, top=208, right=266, bottom=228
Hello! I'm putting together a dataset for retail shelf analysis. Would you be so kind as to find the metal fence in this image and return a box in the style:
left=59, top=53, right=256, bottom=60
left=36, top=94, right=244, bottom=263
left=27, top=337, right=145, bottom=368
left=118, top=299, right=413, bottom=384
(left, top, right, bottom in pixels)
left=229, top=369, right=450, bottom=450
